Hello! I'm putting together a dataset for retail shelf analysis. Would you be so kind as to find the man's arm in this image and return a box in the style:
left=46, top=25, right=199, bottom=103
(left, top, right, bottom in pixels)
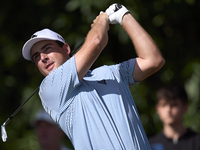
left=75, top=13, right=109, bottom=81
left=122, top=13, right=165, bottom=82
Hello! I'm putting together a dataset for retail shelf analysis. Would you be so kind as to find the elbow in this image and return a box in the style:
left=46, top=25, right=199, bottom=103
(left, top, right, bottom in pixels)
left=154, top=56, right=165, bottom=71
left=159, top=56, right=165, bottom=68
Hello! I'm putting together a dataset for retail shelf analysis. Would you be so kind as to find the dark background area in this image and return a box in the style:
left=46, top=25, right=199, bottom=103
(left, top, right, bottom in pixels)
left=0, top=0, right=199, bottom=149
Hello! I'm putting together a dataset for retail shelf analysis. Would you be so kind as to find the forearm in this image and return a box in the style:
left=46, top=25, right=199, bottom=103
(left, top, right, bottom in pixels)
left=122, top=13, right=165, bottom=81
left=75, top=13, right=109, bottom=81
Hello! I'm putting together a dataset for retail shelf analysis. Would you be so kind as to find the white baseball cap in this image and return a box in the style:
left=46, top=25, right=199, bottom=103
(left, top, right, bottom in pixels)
left=22, top=28, right=65, bottom=61
left=32, top=110, right=56, bottom=126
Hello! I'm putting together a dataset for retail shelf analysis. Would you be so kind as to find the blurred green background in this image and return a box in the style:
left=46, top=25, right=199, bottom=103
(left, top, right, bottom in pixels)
left=0, top=0, right=199, bottom=149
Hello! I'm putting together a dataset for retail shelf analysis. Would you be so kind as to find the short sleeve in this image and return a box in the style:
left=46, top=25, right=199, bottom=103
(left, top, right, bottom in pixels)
left=39, top=56, right=80, bottom=121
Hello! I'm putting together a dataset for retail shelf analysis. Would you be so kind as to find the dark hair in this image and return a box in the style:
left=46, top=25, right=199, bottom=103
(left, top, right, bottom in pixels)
left=156, top=84, right=188, bottom=104
left=55, top=40, right=72, bottom=57
left=56, top=40, right=64, bottom=48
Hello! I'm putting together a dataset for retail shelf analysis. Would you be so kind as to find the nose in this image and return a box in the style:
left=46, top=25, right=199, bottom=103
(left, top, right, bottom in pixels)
left=165, top=104, right=171, bottom=112
left=41, top=53, right=48, bottom=63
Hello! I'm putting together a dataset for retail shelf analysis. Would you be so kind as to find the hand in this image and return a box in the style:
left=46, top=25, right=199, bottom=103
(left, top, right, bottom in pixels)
left=105, top=3, right=130, bottom=25
left=91, top=12, right=109, bottom=31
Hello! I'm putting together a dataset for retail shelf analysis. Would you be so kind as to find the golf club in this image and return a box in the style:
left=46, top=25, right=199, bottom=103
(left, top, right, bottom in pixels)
left=1, top=38, right=85, bottom=142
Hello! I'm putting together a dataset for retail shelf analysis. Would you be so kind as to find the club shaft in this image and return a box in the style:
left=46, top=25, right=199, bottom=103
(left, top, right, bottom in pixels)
left=3, top=86, right=39, bottom=126
left=70, top=38, right=85, bottom=56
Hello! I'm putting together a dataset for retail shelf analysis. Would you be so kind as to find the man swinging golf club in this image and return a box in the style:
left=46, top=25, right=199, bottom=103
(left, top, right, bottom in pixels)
left=22, top=3, right=165, bottom=149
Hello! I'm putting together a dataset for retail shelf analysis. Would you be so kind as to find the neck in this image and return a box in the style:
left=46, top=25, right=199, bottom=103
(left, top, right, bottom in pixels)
left=163, top=123, right=187, bottom=141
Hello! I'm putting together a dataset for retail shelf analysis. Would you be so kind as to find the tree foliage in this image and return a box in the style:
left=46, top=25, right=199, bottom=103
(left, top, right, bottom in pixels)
left=0, top=0, right=199, bottom=149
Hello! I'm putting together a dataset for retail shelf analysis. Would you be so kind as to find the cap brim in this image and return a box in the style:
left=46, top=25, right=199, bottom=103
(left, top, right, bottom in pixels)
left=22, top=37, right=56, bottom=60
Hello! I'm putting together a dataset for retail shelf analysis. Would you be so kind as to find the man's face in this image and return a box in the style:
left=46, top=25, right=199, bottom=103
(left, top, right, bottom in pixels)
left=30, top=40, right=71, bottom=76
left=156, top=98, right=188, bottom=126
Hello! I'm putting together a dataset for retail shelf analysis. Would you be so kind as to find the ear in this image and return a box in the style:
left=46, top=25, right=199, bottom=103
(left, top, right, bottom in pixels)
left=63, top=43, right=71, bottom=55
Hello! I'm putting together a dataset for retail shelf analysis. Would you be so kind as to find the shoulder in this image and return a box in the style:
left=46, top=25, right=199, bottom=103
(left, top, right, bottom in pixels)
left=180, top=128, right=200, bottom=149
left=184, top=128, right=200, bottom=139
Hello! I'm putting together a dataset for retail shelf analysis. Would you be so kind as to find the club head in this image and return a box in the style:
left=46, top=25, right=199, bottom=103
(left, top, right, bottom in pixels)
left=1, top=123, right=7, bottom=142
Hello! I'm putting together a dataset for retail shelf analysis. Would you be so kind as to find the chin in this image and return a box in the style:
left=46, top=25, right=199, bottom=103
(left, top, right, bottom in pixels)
left=166, top=121, right=176, bottom=126
left=164, top=119, right=175, bottom=125
left=42, top=72, right=49, bottom=76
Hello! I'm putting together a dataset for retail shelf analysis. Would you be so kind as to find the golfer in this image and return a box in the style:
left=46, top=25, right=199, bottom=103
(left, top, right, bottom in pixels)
left=22, top=4, right=165, bottom=149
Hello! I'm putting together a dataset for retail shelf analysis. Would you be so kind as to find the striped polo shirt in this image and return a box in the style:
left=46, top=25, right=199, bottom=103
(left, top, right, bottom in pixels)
left=39, top=56, right=151, bottom=150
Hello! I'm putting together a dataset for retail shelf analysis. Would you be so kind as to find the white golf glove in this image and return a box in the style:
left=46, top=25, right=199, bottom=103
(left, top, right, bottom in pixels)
left=105, top=3, right=130, bottom=25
